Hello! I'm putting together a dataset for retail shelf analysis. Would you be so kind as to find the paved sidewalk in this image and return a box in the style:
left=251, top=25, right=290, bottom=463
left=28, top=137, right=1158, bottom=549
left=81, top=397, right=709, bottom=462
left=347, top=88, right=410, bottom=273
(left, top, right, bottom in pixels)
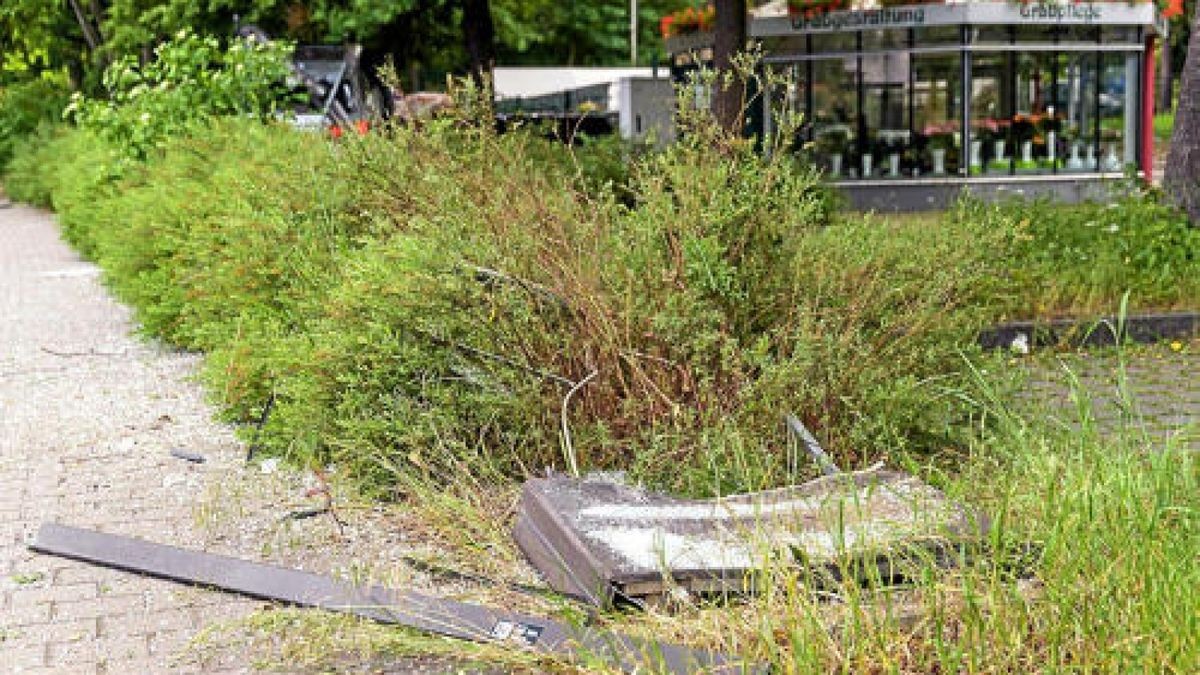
left=1023, top=343, right=1199, bottom=450
left=0, top=201, right=263, bottom=672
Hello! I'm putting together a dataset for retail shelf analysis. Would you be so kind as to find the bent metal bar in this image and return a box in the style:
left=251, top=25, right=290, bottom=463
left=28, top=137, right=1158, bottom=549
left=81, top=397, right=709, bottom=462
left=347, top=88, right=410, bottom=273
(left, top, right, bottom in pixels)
left=667, top=1, right=1168, bottom=210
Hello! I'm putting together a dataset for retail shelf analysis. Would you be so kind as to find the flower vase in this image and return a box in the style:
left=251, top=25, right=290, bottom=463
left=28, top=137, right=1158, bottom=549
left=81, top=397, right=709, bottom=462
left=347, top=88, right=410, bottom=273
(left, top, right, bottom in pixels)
left=993, top=140, right=1006, bottom=163
left=970, top=140, right=983, bottom=168
left=829, top=153, right=843, bottom=178
left=862, top=154, right=873, bottom=178
left=932, top=148, right=946, bottom=175
left=1067, top=142, right=1083, bottom=169
left=888, top=153, right=901, bottom=177
left=1102, top=145, right=1120, bottom=172
left=1021, top=140, right=1033, bottom=164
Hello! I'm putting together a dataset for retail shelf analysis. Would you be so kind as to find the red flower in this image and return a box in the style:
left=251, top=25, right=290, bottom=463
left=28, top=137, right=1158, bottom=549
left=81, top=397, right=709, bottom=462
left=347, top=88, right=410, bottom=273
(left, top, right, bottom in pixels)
left=660, top=15, right=675, bottom=38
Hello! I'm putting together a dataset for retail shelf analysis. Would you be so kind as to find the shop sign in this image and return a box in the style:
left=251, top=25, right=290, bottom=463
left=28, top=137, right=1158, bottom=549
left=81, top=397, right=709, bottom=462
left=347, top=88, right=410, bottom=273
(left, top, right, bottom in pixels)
left=758, top=1, right=1156, bottom=37
left=789, top=6, right=927, bottom=31
left=1017, top=2, right=1102, bottom=23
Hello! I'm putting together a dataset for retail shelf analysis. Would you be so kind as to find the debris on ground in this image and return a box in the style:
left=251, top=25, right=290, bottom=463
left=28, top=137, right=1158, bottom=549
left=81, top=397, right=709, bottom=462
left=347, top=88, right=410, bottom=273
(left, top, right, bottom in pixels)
left=515, top=467, right=988, bottom=608
left=169, top=448, right=207, bottom=464
left=31, top=523, right=757, bottom=674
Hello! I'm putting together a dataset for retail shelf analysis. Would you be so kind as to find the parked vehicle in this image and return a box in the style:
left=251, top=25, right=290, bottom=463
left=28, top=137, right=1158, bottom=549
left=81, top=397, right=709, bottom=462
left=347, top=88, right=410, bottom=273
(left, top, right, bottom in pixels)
left=237, top=25, right=389, bottom=131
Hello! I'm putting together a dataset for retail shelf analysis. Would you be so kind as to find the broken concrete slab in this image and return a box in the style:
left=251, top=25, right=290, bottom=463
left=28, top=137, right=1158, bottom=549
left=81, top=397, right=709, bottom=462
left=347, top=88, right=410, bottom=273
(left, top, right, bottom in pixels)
left=515, top=468, right=988, bottom=607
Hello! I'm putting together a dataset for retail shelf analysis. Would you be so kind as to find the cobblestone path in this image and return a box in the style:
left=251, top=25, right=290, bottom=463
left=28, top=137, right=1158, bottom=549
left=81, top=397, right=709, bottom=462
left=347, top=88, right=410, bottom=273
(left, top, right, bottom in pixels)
left=1023, top=342, right=1199, bottom=450
left=0, top=203, right=438, bottom=673
left=0, top=201, right=266, bottom=672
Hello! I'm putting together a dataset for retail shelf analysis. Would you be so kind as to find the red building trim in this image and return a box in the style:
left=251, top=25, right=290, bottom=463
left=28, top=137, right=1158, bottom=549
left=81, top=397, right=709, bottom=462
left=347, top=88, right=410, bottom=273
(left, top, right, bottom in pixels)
left=1142, top=35, right=1158, bottom=181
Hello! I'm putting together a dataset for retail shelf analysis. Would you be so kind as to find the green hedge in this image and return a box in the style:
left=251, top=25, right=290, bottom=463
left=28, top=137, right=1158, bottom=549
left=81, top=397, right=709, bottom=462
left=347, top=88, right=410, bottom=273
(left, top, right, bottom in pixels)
left=0, top=78, right=70, bottom=172
left=7, top=117, right=1195, bottom=496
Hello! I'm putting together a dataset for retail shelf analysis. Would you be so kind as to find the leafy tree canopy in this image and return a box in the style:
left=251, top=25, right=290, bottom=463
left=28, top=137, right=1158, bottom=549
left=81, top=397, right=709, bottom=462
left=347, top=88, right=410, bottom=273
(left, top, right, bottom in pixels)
left=2, top=0, right=697, bottom=92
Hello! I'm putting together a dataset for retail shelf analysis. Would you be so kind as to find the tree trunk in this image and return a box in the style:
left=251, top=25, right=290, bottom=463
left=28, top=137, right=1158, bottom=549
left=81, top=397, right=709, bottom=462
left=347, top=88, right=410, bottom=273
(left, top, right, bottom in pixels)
left=713, top=0, right=747, bottom=133
left=462, top=0, right=496, bottom=88
left=1164, top=8, right=1200, bottom=224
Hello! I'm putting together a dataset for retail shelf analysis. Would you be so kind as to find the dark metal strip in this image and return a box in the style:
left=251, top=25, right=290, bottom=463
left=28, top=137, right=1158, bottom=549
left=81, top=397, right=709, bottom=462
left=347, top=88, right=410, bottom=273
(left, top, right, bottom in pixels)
left=31, top=523, right=756, bottom=674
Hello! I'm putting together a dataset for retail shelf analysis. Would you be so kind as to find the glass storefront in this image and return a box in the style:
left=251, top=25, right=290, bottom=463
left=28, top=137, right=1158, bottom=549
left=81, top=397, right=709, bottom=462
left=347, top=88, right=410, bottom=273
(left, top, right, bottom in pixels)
left=758, top=17, right=1147, bottom=181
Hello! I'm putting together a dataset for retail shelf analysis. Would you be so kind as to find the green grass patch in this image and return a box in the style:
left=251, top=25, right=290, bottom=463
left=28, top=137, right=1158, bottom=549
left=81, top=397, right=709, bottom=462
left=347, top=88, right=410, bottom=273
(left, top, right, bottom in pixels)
left=1155, top=111, right=1175, bottom=147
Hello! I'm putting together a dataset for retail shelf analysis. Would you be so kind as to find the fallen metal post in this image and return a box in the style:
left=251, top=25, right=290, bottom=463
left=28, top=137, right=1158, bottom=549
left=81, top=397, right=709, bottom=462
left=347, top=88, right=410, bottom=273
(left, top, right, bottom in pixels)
left=30, top=523, right=754, bottom=674
left=784, top=414, right=841, bottom=476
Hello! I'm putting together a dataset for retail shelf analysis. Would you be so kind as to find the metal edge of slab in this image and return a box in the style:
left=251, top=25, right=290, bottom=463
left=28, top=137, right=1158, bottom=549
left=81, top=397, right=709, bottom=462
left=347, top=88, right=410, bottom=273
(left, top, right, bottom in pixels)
left=514, top=478, right=619, bottom=606
left=29, top=523, right=759, bottom=675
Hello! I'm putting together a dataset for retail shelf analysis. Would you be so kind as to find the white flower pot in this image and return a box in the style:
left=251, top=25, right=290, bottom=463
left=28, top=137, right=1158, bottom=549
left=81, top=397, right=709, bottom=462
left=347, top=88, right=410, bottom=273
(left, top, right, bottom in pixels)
left=829, top=153, right=843, bottom=177
left=970, top=140, right=983, bottom=168
left=888, top=153, right=901, bottom=177
left=1085, top=144, right=1096, bottom=169
left=862, top=154, right=873, bottom=178
left=1102, top=145, right=1121, bottom=172
left=993, top=140, right=1006, bottom=162
left=1047, top=131, right=1057, bottom=164
left=1068, top=142, right=1083, bottom=170
left=931, top=148, right=946, bottom=175
left=1021, top=140, right=1033, bottom=164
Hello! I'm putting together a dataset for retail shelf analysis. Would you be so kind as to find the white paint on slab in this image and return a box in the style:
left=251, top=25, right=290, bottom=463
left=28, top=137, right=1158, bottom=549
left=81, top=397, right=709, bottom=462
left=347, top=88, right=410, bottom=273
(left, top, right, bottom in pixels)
left=584, top=519, right=912, bottom=572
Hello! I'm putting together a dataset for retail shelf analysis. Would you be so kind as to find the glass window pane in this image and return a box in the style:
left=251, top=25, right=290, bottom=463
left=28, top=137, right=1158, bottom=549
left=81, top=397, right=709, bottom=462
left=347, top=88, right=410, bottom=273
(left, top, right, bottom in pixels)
left=811, top=57, right=859, bottom=178
left=1056, top=52, right=1099, bottom=172
left=812, top=32, right=856, bottom=54
left=969, top=52, right=1014, bottom=175
left=915, top=26, right=960, bottom=46
left=1099, top=52, right=1138, bottom=171
left=968, top=26, right=1011, bottom=45
left=1014, top=25, right=1063, bottom=44
left=762, top=35, right=807, bottom=58
left=862, top=29, right=906, bottom=51
left=1014, top=52, right=1058, bottom=174
left=862, top=51, right=910, bottom=178
left=1058, top=26, right=1100, bottom=43
left=914, top=52, right=962, bottom=176
left=1101, top=26, right=1140, bottom=45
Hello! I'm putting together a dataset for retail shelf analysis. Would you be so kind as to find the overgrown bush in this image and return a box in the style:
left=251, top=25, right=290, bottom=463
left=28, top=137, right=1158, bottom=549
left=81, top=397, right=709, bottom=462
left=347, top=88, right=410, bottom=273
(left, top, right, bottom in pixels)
left=66, top=30, right=294, bottom=159
left=0, top=76, right=70, bottom=171
left=3, top=112, right=1027, bottom=496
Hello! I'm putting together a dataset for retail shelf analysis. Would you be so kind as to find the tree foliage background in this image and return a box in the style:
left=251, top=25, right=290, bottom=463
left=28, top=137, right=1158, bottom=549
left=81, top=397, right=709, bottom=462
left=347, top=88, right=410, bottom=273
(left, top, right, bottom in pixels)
left=1, top=0, right=697, bottom=92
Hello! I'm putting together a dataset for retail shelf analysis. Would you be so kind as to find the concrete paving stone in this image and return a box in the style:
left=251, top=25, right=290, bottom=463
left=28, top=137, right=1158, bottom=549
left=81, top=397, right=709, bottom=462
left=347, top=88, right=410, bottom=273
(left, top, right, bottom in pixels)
left=3, top=597, right=54, bottom=626
left=3, top=646, right=49, bottom=670
left=1021, top=344, right=1199, bottom=450
left=19, top=617, right=99, bottom=644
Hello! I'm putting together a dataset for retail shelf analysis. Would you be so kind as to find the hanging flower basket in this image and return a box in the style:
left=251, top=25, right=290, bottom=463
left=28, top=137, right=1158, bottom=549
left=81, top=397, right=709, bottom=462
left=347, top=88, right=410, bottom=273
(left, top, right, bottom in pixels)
left=787, top=0, right=852, bottom=19
left=660, top=5, right=716, bottom=39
